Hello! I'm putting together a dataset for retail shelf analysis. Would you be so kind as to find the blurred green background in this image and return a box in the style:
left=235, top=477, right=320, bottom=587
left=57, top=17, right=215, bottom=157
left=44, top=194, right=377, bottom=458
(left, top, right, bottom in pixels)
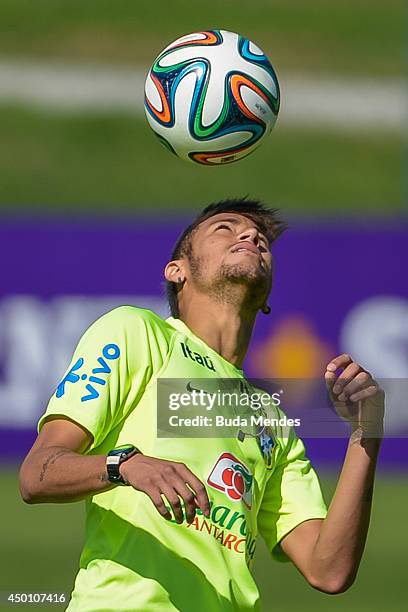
left=2, top=469, right=407, bottom=611
left=0, top=0, right=405, bottom=215
left=0, top=0, right=403, bottom=72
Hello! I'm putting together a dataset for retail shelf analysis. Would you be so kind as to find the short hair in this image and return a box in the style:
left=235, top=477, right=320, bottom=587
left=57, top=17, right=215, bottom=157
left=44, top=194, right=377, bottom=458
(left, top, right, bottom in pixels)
left=166, top=197, right=287, bottom=317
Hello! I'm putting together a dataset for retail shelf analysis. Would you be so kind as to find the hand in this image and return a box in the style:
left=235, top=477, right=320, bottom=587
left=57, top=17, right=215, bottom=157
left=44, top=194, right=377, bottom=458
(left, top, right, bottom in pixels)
left=325, top=354, right=385, bottom=438
left=119, top=454, right=211, bottom=524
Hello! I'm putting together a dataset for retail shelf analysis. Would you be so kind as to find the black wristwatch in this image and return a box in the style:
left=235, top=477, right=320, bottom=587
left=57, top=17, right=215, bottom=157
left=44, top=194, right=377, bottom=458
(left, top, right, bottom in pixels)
left=106, top=444, right=141, bottom=485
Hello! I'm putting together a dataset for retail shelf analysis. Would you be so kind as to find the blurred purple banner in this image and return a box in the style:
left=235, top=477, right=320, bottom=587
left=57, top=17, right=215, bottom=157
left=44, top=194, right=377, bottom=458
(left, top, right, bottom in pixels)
left=0, top=217, right=407, bottom=467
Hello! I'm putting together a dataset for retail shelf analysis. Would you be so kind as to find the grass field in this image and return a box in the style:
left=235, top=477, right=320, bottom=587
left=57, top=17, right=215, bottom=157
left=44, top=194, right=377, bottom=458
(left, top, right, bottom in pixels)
left=0, top=1, right=404, bottom=217
left=0, top=106, right=403, bottom=215
left=1, top=468, right=407, bottom=611
left=0, top=1, right=404, bottom=76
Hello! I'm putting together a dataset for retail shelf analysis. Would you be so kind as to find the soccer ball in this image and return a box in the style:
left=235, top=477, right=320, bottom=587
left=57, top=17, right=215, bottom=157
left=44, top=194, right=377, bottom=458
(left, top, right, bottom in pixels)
left=144, top=30, right=280, bottom=165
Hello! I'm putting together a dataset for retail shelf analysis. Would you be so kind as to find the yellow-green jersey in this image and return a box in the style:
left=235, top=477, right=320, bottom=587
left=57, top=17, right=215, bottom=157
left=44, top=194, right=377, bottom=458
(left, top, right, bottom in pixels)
left=38, top=306, right=327, bottom=612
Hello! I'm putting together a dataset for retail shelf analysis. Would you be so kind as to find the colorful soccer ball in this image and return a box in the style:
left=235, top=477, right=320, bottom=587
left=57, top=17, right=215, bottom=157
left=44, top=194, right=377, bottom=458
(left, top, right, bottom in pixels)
left=144, top=30, right=280, bottom=165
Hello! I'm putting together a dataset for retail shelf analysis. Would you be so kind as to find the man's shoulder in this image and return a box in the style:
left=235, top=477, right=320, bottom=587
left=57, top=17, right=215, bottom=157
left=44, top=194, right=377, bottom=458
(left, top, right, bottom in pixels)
left=76, top=305, right=176, bottom=370
left=97, top=305, right=175, bottom=340
left=98, top=304, right=168, bottom=327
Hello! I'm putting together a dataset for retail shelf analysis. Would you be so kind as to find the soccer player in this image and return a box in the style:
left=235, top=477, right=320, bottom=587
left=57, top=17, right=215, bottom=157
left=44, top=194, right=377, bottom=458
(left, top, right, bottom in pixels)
left=19, top=199, right=385, bottom=611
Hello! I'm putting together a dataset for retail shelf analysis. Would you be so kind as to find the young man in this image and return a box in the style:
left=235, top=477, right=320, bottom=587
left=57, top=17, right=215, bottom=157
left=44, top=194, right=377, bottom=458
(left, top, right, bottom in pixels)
left=20, top=199, right=384, bottom=611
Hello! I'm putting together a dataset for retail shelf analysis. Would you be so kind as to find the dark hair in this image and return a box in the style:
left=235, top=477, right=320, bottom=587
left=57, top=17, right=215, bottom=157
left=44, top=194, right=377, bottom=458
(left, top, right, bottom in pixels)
left=166, top=197, right=287, bottom=317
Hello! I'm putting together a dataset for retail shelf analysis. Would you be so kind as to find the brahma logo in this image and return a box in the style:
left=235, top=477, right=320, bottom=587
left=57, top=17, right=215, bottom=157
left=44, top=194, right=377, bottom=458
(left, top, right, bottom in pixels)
left=207, top=452, right=253, bottom=509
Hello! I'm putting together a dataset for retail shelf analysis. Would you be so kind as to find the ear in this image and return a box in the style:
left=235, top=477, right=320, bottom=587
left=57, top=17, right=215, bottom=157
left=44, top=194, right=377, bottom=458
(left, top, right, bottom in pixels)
left=164, top=260, right=185, bottom=283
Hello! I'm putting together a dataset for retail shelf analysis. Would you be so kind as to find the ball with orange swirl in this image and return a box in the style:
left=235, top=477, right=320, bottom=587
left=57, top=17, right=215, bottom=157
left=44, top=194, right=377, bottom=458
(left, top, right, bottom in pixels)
left=144, top=30, right=280, bottom=165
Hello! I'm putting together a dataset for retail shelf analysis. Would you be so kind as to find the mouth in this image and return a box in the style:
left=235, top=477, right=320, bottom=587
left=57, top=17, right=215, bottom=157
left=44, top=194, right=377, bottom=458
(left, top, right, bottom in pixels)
left=231, top=242, right=260, bottom=256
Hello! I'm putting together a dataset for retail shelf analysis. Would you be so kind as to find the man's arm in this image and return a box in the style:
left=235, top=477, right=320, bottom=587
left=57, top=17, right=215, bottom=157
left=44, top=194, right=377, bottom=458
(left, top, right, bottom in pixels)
left=19, top=417, right=210, bottom=523
left=280, top=433, right=381, bottom=594
left=19, top=417, right=113, bottom=503
left=279, top=354, right=384, bottom=594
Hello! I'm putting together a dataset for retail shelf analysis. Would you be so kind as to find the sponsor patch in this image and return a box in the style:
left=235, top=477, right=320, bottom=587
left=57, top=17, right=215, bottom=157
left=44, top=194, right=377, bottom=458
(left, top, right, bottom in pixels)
left=207, top=452, right=253, bottom=509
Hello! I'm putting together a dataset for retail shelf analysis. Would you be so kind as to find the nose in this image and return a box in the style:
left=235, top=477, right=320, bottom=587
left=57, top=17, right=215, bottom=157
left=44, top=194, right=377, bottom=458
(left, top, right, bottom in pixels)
left=238, top=226, right=259, bottom=245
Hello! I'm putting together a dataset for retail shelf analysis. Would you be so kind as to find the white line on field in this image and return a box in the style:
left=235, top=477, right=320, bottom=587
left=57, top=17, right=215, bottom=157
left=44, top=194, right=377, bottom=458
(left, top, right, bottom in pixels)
left=0, top=59, right=405, bottom=131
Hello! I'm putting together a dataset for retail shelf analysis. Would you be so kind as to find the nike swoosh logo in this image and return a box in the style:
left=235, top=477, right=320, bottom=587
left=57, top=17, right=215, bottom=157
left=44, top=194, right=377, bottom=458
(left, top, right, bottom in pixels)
left=186, top=381, right=212, bottom=395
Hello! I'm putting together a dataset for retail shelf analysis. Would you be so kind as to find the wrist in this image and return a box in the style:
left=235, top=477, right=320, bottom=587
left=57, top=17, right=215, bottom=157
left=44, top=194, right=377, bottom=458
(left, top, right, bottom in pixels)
left=118, top=461, right=129, bottom=485
left=350, top=423, right=384, bottom=441
left=349, top=426, right=384, bottom=450
left=119, top=451, right=144, bottom=485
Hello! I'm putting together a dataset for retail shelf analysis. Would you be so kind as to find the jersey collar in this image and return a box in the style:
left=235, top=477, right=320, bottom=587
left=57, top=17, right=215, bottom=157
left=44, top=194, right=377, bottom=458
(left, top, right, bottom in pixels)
left=166, top=316, right=244, bottom=374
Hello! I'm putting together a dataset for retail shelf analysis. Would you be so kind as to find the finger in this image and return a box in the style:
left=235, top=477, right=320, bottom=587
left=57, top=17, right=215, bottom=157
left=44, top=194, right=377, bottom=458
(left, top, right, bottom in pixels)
left=324, top=370, right=337, bottom=392
left=349, top=385, right=379, bottom=403
left=326, top=354, right=354, bottom=373
left=172, top=480, right=198, bottom=524
left=332, top=362, right=362, bottom=395
left=337, top=371, right=372, bottom=401
left=160, top=484, right=184, bottom=524
left=147, top=489, right=172, bottom=521
left=177, top=464, right=210, bottom=517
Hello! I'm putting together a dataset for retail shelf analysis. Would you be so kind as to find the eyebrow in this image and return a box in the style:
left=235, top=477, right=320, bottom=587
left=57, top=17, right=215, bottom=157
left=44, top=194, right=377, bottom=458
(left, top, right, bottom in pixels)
left=208, top=216, right=241, bottom=226
left=208, top=216, right=269, bottom=241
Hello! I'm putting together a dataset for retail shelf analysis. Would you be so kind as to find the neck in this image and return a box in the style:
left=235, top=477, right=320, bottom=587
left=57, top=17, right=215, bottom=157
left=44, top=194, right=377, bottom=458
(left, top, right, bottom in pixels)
left=178, top=294, right=258, bottom=368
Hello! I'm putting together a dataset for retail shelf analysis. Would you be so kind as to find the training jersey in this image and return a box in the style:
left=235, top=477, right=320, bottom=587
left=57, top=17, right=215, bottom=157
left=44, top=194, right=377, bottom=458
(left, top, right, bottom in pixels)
left=38, top=306, right=327, bottom=612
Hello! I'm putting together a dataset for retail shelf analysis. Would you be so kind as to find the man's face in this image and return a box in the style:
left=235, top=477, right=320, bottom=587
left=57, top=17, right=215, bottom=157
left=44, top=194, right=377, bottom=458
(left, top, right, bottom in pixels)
left=186, top=212, right=273, bottom=304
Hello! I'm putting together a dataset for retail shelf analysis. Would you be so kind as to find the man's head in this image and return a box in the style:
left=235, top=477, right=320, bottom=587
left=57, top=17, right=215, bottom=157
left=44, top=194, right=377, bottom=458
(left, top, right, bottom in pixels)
left=165, top=198, right=287, bottom=317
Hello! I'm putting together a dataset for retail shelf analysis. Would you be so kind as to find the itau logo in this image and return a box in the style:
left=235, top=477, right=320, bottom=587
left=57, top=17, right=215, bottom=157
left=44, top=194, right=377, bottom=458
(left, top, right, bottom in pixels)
left=207, top=453, right=253, bottom=509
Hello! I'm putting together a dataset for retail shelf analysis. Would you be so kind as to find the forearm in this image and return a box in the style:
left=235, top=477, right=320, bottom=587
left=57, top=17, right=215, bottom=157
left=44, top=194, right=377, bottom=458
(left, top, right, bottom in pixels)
left=19, top=446, right=114, bottom=503
left=311, top=430, right=382, bottom=590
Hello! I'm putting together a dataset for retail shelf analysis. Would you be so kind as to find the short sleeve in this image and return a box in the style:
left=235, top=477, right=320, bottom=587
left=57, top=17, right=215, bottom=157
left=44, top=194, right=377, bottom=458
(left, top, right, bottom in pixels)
left=257, top=428, right=327, bottom=562
left=37, top=306, right=170, bottom=451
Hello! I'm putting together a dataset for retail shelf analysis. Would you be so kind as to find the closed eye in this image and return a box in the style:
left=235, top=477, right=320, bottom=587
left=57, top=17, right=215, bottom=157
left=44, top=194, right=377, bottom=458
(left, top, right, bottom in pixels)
left=216, top=224, right=232, bottom=231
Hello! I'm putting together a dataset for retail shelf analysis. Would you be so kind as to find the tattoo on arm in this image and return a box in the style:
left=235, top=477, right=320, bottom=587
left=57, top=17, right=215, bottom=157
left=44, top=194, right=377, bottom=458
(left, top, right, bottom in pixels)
left=39, top=449, right=68, bottom=482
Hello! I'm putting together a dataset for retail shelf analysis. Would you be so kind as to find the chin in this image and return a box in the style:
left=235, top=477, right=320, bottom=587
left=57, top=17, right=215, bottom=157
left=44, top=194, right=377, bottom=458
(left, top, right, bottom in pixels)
left=220, top=263, right=270, bottom=289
